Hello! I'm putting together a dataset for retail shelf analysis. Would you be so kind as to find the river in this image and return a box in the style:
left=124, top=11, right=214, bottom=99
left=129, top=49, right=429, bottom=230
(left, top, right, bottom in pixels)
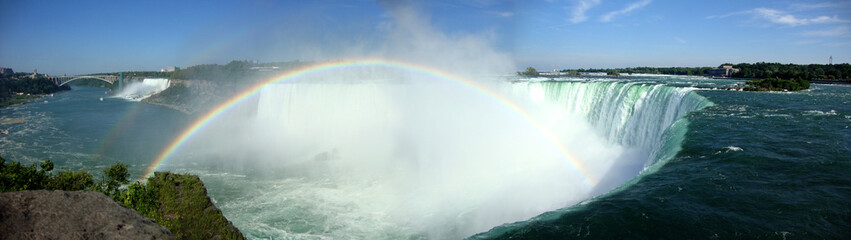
left=0, top=86, right=186, bottom=177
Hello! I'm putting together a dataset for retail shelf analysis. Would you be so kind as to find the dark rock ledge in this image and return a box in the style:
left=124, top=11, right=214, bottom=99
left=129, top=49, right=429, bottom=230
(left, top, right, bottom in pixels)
left=0, top=190, right=174, bottom=240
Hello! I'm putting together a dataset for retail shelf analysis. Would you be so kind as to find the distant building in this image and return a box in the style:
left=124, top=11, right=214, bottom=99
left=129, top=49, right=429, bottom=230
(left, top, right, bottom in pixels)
left=709, top=65, right=740, bottom=77
left=31, top=68, right=38, bottom=78
left=249, top=66, right=280, bottom=72
left=160, top=66, right=180, bottom=72
left=0, top=67, right=13, bottom=75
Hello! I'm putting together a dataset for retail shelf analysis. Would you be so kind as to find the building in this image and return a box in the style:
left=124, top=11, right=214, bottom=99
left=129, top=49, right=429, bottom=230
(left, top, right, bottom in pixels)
left=160, top=66, right=180, bottom=72
left=709, top=65, right=740, bottom=77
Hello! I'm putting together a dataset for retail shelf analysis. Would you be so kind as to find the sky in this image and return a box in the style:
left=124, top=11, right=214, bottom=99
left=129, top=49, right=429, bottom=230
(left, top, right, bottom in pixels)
left=1, top=0, right=849, bottom=75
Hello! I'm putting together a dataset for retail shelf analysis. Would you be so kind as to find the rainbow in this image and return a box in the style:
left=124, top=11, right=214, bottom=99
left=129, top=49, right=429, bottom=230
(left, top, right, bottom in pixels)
left=143, top=59, right=599, bottom=187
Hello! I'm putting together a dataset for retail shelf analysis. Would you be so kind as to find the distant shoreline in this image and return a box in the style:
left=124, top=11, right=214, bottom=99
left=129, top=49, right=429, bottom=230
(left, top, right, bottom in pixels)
left=809, top=79, right=851, bottom=85
left=140, top=99, right=192, bottom=115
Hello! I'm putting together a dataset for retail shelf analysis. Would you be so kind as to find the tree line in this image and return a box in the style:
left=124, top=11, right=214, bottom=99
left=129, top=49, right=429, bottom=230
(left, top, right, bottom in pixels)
left=168, top=60, right=309, bottom=82
left=562, top=66, right=712, bottom=76
left=743, top=77, right=810, bottom=91
left=0, top=74, right=70, bottom=107
left=727, top=62, right=850, bottom=80
left=555, top=62, right=850, bottom=81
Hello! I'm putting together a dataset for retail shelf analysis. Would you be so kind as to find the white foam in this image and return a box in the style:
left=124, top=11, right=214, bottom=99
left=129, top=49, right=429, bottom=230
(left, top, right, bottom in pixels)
left=113, top=78, right=170, bottom=101
left=726, top=146, right=743, bottom=152
left=804, top=110, right=837, bottom=116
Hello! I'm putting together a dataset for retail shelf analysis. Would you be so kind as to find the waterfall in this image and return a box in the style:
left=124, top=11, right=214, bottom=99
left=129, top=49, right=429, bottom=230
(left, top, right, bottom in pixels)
left=180, top=78, right=712, bottom=239
left=114, top=78, right=170, bottom=101
left=513, top=80, right=713, bottom=171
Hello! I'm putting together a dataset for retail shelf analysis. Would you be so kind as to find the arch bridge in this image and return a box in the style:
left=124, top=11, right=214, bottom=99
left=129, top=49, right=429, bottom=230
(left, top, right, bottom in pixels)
left=50, top=74, right=123, bottom=87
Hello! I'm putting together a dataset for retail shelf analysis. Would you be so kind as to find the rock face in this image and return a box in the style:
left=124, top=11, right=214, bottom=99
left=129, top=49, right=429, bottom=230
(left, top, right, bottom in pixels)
left=0, top=190, right=174, bottom=239
left=146, top=172, right=245, bottom=239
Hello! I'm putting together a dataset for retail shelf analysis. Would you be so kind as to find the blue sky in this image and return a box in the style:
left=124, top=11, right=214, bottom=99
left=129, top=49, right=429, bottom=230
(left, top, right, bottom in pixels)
left=1, top=0, right=849, bottom=75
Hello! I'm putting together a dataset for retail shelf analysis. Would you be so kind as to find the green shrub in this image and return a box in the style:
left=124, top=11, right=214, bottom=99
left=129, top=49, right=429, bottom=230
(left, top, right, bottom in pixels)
left=0, top=157, right=52, bottom=191
left=47, top=170, right=94, bottom=191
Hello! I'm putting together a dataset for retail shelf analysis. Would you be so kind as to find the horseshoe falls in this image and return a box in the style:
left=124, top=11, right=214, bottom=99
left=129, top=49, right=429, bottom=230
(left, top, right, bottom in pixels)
left=473, top=78, right=851, bottom=239
left=167, top=75, right=719, bottom=239
left=511, top=80, right=713, bottom=195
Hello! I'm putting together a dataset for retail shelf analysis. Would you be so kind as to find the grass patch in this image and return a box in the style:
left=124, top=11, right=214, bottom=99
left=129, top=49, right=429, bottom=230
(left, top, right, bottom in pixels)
left=137, top=172, right=244, bottom=239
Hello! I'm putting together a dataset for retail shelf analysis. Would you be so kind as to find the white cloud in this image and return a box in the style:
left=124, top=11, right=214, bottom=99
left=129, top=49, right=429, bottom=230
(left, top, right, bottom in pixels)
left=673, top=37, right=686, bottom=44
left=487, top=11, right=515, bottom=17
left=790, top=1, right=851, bottom=11
left=568, top=0, right=601, bottom=24
left=709, top=7, right=848, bottom=27
left=801, top=26, right=850, bottom=36
left=600, top=0, right=652, bottom=23
left=705, top=11, right=749, bottom=20
left=753, top=8, right=845, bottom=26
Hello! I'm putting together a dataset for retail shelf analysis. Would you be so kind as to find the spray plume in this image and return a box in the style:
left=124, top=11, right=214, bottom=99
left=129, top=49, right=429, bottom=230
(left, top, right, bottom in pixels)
left=162, top=3, right=627, bottom=239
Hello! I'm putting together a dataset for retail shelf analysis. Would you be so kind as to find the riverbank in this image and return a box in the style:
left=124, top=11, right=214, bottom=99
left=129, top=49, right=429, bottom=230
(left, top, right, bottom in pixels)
left=0, top=94, right=45, bottom=108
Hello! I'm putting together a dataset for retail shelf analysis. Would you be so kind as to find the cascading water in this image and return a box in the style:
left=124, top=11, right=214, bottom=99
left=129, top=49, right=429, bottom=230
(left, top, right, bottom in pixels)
left=516, top=80, right=712, bottom=165
left=114, top=78, right=170, bottom=101
left=172, top=73, right=713, bottom=239
left=511, top=80, right=713, bottom=194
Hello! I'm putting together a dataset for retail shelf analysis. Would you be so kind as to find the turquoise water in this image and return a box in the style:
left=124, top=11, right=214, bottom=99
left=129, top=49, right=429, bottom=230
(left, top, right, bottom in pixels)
left=2, top=77, right=849, bottom=239
left=0, top=87, right=187, bottom=177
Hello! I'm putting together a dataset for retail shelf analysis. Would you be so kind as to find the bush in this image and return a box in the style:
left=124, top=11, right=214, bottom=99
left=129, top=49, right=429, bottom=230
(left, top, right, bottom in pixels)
left=0, top=157, right=52, bottom=191
left=0, top=156, right=124, bottom=192
left=47, top=170, right=94, bottom=191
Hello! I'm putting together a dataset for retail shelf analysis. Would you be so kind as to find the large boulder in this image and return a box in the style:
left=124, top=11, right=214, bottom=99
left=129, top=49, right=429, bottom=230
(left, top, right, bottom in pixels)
left=0, top=190, right=174, bottom=239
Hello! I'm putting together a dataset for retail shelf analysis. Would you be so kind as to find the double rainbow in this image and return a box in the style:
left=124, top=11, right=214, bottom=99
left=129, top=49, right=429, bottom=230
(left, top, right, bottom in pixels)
left=143, top=59, right=599, bottom=188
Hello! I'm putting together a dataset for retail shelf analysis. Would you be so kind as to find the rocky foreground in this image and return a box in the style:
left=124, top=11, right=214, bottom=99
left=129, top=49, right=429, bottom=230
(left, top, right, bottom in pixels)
left=0, top=190, right=174, bottom=239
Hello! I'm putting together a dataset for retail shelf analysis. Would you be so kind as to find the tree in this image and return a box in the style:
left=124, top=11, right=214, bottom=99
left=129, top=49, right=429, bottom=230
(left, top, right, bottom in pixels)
left=606, top=69, right=620, bottom=76
left=0, top=157, right=94, bottom=192
left=0, top=156, right=51, bottom=191
left=102, top=162, right=130, bottom=192
left=518, top=67, right=539, bottom=76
